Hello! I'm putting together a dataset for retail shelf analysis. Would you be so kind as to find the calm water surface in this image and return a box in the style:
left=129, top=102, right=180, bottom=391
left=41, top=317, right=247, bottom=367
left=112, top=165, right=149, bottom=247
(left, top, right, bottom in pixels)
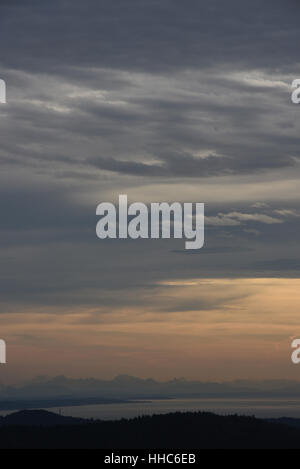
left=2, top=398, right=300, bottom=420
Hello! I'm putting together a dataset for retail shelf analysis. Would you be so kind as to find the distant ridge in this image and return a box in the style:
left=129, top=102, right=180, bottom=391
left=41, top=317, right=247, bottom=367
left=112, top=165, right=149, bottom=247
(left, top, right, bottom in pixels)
left=2, top=376, right=300, bottom=403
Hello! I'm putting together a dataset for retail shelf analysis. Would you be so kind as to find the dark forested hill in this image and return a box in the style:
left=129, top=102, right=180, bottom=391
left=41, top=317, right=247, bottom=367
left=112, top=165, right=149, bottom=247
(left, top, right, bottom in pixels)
left=0, top=410, right=300, bottom=449
left=0, top=409, right=84, bottom=427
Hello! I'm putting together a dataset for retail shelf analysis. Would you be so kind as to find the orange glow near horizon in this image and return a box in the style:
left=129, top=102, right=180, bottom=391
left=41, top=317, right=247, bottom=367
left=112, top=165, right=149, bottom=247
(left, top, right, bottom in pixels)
left=1, top=278, right=300, bottom=384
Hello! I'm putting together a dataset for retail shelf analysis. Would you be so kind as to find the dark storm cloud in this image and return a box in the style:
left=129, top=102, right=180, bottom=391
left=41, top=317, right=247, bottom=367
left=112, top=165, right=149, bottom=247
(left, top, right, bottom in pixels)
left=1, top=0, right=300, bottom=74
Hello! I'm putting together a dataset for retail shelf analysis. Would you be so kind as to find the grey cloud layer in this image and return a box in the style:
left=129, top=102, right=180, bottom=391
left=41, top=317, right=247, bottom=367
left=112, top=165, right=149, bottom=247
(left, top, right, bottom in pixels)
left=2, top=68, right=299, bottom=180
left=1, top=0, right=300, bottom=74
left=0, top=0, right=300, bottom=311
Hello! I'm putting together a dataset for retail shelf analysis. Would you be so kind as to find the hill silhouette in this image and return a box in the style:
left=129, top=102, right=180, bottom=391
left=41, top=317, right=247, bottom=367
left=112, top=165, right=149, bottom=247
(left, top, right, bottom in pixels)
left=1, top=410, right=300, bottom=448
left=0, top=410, right=84, bottom=427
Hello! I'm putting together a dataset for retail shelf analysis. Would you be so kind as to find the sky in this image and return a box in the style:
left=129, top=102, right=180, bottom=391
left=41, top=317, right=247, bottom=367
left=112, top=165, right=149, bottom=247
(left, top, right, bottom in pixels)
left=1, top=0, right=300, bottom=384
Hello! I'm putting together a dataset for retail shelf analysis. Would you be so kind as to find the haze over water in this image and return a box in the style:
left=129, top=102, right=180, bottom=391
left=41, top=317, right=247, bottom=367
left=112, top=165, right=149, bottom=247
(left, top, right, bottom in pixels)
left=2, top=398, right=300, bottom=420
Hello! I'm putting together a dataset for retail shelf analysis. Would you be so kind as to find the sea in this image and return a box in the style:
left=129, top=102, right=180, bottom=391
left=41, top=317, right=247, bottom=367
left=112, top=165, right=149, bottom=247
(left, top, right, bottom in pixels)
left=2, top=398, right=300, bottom=420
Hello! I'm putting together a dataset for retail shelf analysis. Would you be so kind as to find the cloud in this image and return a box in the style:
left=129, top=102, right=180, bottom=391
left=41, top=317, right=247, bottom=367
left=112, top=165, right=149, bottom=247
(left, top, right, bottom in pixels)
left=222, top=212, right=284, bottom=225
left=1, top=0, right=300, bottom=75
left=88, top=151, right=297, bottom=178
left=0, top=0, right=300, bottom=317
left=206, top=210, right=288, bottom=227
